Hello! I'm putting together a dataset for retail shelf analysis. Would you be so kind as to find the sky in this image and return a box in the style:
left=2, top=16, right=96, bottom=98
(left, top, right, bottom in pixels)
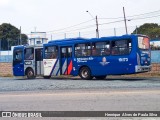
left=0, top=0, right=160, bottom=39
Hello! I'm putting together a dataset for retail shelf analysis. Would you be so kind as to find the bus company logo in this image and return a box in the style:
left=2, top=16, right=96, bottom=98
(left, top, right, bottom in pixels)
left=100, top=57, right=110, bottom=66
left=77, top=57, right=94, bottom=63
left=25, top=61, right=32, bottom=65
left=43, top=60, right=53, bottom=65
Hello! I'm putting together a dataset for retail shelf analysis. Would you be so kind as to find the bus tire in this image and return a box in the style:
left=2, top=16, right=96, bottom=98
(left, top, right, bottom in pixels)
left=26, top=68, right=35, bottom=79
left=43, top=76, right=51, bottom=79
left=95, top=76, right=106, bottom=80
left=79, top=67, right=93, bottom=80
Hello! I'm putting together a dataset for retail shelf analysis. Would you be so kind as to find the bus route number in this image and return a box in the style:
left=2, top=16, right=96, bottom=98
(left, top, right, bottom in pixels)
left=119, top=58, right=128, bottom=62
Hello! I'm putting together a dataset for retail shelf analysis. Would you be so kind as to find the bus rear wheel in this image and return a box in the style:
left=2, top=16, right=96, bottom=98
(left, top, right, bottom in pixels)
left=26, top=68, right=35, bottom=79
left=79, top=67, right=93, bottom=80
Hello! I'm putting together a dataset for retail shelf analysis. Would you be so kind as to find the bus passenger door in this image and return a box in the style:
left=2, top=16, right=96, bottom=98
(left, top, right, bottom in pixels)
left=13, top=47, right=25, bottom=76
left=35, top=48, right=43, bottom=75
left=60, top=46, right=73, bottom=75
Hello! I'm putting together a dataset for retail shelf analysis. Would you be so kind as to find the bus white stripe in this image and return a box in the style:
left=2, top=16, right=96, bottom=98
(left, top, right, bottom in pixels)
left=62, top=59, right=67, bottom=74
left=52, top=60, right=59, bottom=76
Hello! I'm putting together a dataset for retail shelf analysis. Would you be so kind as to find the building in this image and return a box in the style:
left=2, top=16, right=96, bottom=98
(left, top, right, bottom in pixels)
left=29, top=32, right=48, bottom=45
left=0, top=32, right=48, bottom=62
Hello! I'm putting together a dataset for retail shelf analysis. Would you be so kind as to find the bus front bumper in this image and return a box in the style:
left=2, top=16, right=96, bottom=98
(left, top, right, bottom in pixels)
left=135, top=65, right=151, bottom=73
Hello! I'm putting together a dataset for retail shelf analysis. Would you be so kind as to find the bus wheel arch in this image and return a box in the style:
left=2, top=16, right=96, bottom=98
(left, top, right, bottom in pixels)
left=25, top=67, right=35, bottom=79
left=79, top=66, right=93, bottom=80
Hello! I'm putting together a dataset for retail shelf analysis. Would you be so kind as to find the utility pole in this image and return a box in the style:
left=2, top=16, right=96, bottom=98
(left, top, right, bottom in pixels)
left=123, top=7, right=128, bottom=34
left=114, top=28, right=116, bottom=36
left=86, top=11, right=99, bottom=38
left=96, top=16, right=99, bottom=38
left=20, top=26, right=22, bottom=45
left=136, top=26, right=138, bottom=34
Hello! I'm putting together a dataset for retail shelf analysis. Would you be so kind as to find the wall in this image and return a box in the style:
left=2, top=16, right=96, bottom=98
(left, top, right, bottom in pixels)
left=151, top=63, right=160, bottom=73
left=0, top=62, right=12, bottom=77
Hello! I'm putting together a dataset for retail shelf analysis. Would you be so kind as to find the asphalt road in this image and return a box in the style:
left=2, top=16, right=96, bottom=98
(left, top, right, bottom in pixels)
left=0, top=76, right=160, bottom=120
left=0, top=76, right=160, bottom=91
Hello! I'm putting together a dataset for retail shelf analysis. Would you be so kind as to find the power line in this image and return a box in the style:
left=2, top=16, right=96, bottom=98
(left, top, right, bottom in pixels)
left=54, top=24, right=96, bottom=33
left=99, top=9, right=160, bottom=20
left=25, top=9, right=160, bottom=36
left=46, top=18, right=95, bottom=33
left=127, top=9, right=160, bottom=18
left=128, top=14, right=160, bottom=21
left=99, top=20, right=124, bottom=26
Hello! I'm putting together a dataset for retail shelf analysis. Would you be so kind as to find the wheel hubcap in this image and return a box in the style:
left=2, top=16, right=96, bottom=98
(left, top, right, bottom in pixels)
left=82, top=70, right=88, bottom=78
left=28, top=71, right=33, bottom=76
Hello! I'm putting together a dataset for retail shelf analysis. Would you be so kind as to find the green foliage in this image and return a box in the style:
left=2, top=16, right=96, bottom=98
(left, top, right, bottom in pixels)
left=0, top=23, right=28, bottom=50
left=132, top=23, right=160, bottom=39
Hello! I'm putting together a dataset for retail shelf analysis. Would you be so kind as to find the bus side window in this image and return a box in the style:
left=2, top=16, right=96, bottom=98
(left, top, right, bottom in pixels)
left=92, top=43, right=98, bottom=56
left=50, top=53, right=56, bottom=59
left=68, top=47, right=72, bottom=57
left=105, top=48, right=110, bottom=55
left=45, top=46, right=58, bottom=59
left=93, top=41, right=110, bottom=56
left=92, top=47, right=97, bottom=56
left=111, top=41, right=118, bottom=55
left=75, top=49, right=82, bottom=57
left=112, top=47, right=118, bottom=55
left=61, top=48, right=67, bottom=58
left=25, top=48, right=34, bottom=60
left=111, top=39, right=132, bottom=55
left=75, top=43, right=91, bottom=57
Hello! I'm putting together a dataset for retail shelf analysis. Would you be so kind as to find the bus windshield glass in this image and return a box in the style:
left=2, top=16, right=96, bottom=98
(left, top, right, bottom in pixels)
left=138, top=37, right=149, bottom=50
left=13, top=49, right=23, bottom=62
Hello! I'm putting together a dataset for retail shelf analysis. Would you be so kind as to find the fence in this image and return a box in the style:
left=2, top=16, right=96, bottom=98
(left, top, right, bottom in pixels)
left=0, top=55, right=12, bottom=62
left=151, top=51, right=160, bottom=63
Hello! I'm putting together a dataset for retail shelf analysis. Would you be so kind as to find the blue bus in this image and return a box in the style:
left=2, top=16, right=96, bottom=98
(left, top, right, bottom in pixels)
left=13, top=44, right=43, bottom=79
left=13, top=34, right=151, bottom=79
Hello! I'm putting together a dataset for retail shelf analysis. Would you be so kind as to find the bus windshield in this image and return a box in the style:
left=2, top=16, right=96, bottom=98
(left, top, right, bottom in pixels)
left=138, top=37, right=150, bottom=50
left=13, top=49, right=23, bottom=62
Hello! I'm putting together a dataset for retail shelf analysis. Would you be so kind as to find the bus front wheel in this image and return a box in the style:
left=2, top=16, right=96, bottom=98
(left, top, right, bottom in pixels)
left=26, top=68, right=35, bottom=79
left=79, top=67, right=93, bottom=80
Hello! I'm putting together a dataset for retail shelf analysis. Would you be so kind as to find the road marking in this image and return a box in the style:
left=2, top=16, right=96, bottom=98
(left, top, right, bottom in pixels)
left=0, top=90, right=160, bottom=97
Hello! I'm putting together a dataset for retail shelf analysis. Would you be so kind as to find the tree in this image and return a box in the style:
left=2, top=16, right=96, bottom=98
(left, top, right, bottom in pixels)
left=132, top=23, right=160, bottom=39
left=0, top=23, right=28, bottom=50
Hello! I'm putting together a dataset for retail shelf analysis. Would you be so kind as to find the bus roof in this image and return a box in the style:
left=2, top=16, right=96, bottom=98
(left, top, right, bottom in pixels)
left=13, top=44, right=43, bottom=49
left=45, top=34, right=148, bottom=46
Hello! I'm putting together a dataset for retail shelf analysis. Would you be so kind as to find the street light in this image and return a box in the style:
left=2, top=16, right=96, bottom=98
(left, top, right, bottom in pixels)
left=86, top=11, right=99, bottom=38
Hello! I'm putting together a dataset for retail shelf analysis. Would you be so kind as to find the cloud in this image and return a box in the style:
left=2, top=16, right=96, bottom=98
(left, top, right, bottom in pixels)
left=0, top=0, right=9, bottom=6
